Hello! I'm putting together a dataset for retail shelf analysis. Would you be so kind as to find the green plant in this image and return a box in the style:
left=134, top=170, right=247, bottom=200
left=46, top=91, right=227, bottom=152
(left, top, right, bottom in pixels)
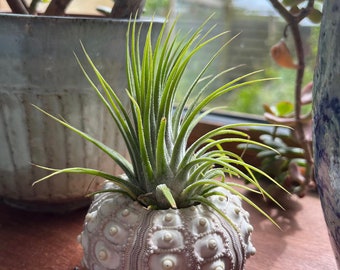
left=32, top=14, right=290, bottom=270
left=244, top=0, right=321, bottom=197
left=239, top=129, right=307, bottom=198
left=33, top=15, right=286, bottom=224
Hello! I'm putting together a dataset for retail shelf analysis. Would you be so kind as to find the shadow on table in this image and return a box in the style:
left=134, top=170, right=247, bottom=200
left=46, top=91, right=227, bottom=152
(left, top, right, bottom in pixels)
left=243, top=190, right=304, bottom=267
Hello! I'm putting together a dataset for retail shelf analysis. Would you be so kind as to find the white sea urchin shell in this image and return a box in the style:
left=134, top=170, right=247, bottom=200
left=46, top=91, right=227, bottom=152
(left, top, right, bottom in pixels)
left=78, top=182, right=255, bottom=270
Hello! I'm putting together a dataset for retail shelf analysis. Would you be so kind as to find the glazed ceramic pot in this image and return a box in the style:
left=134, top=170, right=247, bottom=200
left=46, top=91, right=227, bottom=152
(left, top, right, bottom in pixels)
left=0, top=14, right=162, bottom=212
left=313, top=0, right=340, bottom=267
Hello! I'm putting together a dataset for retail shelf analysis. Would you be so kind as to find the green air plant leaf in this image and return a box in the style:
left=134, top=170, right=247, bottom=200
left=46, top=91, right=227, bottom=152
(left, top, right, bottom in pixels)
left=156, top=184, right=177, bottom=209
left=33, top=15, right=287, bottom=228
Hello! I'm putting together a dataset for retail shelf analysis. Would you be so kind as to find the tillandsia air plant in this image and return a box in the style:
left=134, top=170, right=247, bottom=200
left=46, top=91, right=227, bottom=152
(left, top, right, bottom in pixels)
left=33, top=15, right=287, bottom=269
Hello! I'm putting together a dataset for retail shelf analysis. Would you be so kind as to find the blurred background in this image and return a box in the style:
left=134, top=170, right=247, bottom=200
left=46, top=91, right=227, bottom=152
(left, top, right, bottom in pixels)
left=0, top=0, right=320, bottom=115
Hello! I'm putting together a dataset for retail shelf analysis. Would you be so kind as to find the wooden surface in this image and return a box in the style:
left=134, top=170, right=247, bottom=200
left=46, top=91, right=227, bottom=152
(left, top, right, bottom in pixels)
left=243, top=192, right=337, bottom=270
left=0, top=191, right=337, bottom=270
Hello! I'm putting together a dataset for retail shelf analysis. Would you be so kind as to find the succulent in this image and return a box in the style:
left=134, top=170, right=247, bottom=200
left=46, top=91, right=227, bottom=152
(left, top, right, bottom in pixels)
left=33, top=15, right=284, bottom=269
left=239, top=81, right=314, bottom=199
left=238, top=131, right=307, bottom=198
left=266, top=0, right=318, bottom=194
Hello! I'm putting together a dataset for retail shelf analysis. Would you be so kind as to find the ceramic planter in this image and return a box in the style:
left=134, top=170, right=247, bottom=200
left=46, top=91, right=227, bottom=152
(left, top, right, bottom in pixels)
left=313, top=0, right=340, bottom=266
left=0, top=14, right=162, bottom=212
left=78, top=182, right=256, bottom=270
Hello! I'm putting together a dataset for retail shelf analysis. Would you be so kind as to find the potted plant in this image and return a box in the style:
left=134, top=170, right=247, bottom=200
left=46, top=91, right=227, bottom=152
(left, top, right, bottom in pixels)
left=33, top=15, right=286, bottom=269
left=0, top=0, right=163, bottom=212
left=237, top=0, right=321, bottom=201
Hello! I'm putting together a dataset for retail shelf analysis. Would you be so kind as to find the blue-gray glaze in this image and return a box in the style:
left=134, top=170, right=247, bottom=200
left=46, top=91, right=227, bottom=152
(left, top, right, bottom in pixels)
left=313, top=0, right=340, bottom=267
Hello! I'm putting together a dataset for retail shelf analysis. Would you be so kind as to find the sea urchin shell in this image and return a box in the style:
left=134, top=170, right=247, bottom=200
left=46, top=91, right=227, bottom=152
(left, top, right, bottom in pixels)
left=78, top=182, right=255, bottom=270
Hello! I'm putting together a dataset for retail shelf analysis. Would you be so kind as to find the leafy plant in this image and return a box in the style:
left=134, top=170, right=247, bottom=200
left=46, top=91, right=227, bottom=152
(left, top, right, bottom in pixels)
left=246, top=0, right=321, bottom=196
left=33, top=15, right=286, bottom=225
left=239, top=129, right=307, bottom=198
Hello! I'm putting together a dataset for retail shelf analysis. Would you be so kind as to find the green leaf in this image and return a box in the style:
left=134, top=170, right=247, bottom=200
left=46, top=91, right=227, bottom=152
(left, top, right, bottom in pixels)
left=282, top=0, right=304, bottom=6
left=31, top=104, right=136, bottom=182
left=32, top=165, right=142, bottom=199
left=184, top=180, right=282, bottom=229
left=155, top=117, right=171, bottom=179
left=156, top=184, right=177, bottom=209
left=191, top=195, right=238, bottom=231
left=32, top=15, right=290, bottom=226
left=308, top=8, right=323, bottom=23
left=271, top=101, right=294, bottom=116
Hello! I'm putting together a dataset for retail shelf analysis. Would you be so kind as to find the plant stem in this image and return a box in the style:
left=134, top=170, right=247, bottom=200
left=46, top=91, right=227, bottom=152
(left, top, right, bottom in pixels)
left=110, top=0, right=146, bottom=18
left=268, top=0, right=315, bottom=185
left=29, top=0, right=41, bottom=14
left=45, top=0, right=73, bottom=16
left=5, top=0, right=29, bottom=14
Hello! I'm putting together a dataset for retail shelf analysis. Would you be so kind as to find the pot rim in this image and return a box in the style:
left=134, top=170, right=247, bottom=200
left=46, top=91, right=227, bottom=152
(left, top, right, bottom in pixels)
left=0, top=12, right=165, bottom=24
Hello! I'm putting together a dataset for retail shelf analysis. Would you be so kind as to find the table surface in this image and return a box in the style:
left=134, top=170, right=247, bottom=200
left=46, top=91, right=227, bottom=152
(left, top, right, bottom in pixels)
left=0, top=190, right=337, bottom=270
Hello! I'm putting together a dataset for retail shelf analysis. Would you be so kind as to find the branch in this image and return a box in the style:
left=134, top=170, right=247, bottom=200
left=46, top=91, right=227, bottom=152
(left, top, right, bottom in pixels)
left=268, top=0, right=315, bottom=184
left=110, top=0, right=146, bottom=18
left=45, top=0, right=73, bottom=16
left=5, top=0, right=29, bottom=14
left=296, top=0, right=315, bottom=22
left=268, top=0, right=293, bottom=22
left=29, top=0, right=40, bottom=14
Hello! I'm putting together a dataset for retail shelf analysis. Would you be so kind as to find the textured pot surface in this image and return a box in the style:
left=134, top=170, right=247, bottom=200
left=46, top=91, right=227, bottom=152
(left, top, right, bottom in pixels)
left=313, top=0, right=340, bottom=266
left=0, top=14, right=162, bottom=211
left=78, top=182, right=255, bottom=270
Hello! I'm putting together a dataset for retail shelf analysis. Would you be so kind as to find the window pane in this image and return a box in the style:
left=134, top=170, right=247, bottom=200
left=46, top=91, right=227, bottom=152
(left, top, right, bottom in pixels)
left=174, top=0, right=319, bottom=115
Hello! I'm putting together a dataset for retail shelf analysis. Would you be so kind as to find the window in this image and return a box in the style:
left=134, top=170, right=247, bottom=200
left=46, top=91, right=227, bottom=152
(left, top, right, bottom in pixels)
left=174, top=0, right=319, bottom=115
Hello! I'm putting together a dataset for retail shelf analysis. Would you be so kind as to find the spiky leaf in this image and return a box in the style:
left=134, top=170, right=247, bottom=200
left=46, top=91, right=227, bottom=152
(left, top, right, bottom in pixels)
left=33, top=16, right=287, bottom=227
